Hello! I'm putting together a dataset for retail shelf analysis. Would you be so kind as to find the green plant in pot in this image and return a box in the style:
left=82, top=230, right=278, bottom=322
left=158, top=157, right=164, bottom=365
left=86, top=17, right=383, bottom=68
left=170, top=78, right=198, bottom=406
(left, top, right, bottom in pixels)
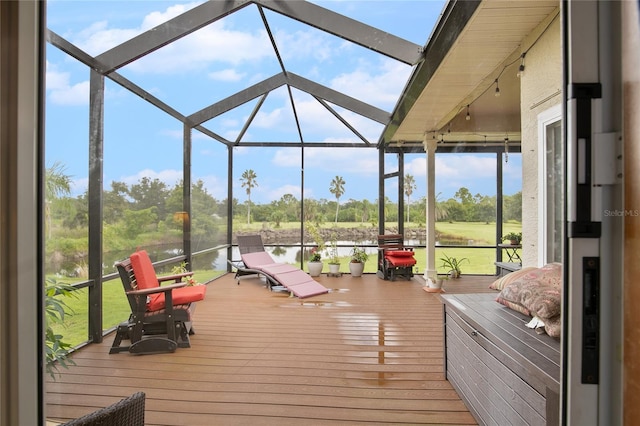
left=328, top=233, right=340, bottom=273
left=436, top=274, right=449, bottom=286
left=327, top=233, right=341, bottom=274
left=349, top=246, right=369, bottom=277
left=440, top=253, right=469, bottom=279
left=502, top=232, right=522, bottom=245
left=306, top=224, right=325, bottom=276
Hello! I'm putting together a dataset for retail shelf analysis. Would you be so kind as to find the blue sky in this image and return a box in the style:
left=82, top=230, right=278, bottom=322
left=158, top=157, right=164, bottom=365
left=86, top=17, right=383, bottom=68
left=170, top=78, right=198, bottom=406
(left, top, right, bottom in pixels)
left=45, top=0, right=522, bottom=204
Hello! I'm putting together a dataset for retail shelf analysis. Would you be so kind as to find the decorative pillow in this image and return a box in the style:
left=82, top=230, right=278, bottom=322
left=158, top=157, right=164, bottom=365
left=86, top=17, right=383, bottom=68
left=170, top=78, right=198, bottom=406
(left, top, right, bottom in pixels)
left=512, top=284, right=561, bottom=318
left=496, top=263, right=562, bottom=320
left=544, top=315, right=561, bottom=338
left=533, top=262, right=563, bottom=287
left=495, top=296, right=531, bottom=316
left=489, top=267, right=537, bottom=290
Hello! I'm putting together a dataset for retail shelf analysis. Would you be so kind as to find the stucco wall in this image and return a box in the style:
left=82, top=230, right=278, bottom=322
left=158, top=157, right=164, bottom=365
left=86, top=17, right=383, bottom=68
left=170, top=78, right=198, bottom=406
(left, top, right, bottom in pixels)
left=519, top=13, right=562, bottom=266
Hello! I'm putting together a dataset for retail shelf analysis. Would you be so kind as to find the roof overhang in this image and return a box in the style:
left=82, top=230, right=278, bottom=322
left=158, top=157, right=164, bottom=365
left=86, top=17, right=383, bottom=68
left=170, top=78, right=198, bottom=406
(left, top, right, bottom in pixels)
left=380, top=0, right=559, bottom=151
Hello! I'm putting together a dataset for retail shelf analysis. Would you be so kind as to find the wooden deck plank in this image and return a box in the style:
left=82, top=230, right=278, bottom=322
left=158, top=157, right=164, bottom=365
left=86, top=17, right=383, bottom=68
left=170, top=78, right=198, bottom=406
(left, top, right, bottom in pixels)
left=46, top=273, right=495, bottom=425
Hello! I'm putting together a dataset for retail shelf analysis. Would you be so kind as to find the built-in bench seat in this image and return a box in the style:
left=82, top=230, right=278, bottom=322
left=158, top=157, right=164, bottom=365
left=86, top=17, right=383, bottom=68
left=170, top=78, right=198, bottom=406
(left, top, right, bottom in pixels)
left=440, top=293, right=560, bottom=426
left=495, top=261, right=522, bottom=276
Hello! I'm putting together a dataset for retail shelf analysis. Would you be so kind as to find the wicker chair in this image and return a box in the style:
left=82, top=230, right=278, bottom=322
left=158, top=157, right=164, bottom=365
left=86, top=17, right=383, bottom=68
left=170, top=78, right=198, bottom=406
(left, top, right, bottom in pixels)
left=61, top=392, right=145, bottom=426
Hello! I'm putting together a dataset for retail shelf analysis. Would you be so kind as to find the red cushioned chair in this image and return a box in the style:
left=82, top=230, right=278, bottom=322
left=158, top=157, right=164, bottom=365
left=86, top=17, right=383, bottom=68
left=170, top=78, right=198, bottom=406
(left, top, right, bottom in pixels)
left=110, top=250, right=206, bottom=355
left=377, top=234, right=416, bottom=281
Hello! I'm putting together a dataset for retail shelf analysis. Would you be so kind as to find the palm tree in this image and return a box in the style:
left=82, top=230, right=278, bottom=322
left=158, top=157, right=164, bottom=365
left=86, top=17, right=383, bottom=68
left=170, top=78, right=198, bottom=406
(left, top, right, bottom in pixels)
left=45, top=161, right=72, bottom=239
left=435, top=192, right=449, bottom=221
left=240, top=169, right=258, bottom=224
left=329, top=176, right=345, bottom=223
left=404, top=174, right=416, bottom=223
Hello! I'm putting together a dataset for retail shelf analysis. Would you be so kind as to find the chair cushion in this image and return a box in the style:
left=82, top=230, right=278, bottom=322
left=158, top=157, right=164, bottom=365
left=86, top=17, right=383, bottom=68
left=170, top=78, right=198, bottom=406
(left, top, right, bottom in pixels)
left=147, top=285, right=206, bottom=311
left=241, top=251, right=277, bottom=269
left=385, top=255, right=417, bottom=267
left=385, top=250, right=414, bottom=257
left=130, top=250, right=160, bottom=290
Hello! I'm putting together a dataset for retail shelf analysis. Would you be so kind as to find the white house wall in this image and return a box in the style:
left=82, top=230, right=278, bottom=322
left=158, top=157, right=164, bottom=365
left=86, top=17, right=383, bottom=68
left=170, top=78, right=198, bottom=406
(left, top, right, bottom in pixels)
left=520, top=13, right=562, bottom=267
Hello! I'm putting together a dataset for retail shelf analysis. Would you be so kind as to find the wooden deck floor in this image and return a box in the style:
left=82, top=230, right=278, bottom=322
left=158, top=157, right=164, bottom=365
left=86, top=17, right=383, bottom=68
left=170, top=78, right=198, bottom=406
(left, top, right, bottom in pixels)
left=46, top=273, right=497, bottom=425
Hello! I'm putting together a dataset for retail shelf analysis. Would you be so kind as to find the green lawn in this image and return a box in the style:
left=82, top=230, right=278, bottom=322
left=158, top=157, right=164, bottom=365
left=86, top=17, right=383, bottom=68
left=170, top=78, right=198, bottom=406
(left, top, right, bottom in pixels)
left=435, top=221, right=521, bottom=245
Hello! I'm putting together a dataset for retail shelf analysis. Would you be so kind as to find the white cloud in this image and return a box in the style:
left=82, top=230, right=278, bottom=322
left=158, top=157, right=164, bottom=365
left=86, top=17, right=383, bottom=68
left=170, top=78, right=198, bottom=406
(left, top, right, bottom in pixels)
left=75, top=20, right=141, bottom=56
left=252, top=91, right=382, bottom=143
left=208, top=69, right=246, bottom=82
left=272, top=146, right=377, bottom=177
left=120, top=21, right=272, bottom=74
left=252, top=106, right=290, bottom=129
left=45, top=61, right=69, bottom=90
left=46, top=61, right=128, bottom=106
left=68, top=2, right=272, bottom=74
left=140, top=2, right=204, bottom=30
left=404, top=155, right=497, bottom=181
left=46, top=61, right=89, bottom=105
left=232, top=146, right=250, bottom=155
left=275, top=28, right=334, bottom=63
left=71, top=177, right=88, bottom=197
left=272, top=149, right=300, bottom=168
left=405, top=157, right=427, bottom=177
left=195, top=174, right=226, bottom=200
left=268, top=184, right=302, bottom=200
left=330, top=58, right=412, bottom=108
left=437, top=155, right=496, bottom=180
left=118, top=168, right=183, bottom=187
left=73, top=2, right=203, bottom=55
left=49, top=80, right=90, bottom=106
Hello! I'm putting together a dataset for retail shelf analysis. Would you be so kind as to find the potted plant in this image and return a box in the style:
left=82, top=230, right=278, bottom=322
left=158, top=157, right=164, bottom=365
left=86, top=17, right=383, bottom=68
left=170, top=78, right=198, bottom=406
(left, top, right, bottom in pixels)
left=306, top=224, right=325, bottom=276
left=349, top=246, right=369, bottom=277
left=502, top=232, right=522, bottom=245
left=440, top=253, right=469, bottom=279
left=327, top=234, right=341, bottom=274
left=436, top=274, right=449, bottom=287
left=308, top=248, right=323, bottom=276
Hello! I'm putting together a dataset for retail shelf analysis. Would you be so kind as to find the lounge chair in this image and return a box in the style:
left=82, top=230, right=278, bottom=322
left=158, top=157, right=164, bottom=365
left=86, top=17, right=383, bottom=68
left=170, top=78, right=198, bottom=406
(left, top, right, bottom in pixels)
left=227, top=234, right=270, bottom=283
left=110, top=250, right=206, bottom=355
left=377, top=234, right=416, bottom=281
left=229, top=234, right=329, bottom=298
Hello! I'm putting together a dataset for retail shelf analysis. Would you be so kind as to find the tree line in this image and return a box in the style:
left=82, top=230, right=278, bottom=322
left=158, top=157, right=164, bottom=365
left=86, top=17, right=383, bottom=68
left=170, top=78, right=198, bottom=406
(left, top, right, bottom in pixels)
left=46, top=165, right=521, bottom=273
left=49, top=167, right=522, bottom=241
left=240, top=170, right=521, bottom=225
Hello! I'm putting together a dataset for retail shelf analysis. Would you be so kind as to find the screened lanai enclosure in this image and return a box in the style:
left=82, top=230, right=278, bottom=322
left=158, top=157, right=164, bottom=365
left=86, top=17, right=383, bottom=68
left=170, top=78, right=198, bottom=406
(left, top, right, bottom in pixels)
left=45, top=0, right=529, bottom=348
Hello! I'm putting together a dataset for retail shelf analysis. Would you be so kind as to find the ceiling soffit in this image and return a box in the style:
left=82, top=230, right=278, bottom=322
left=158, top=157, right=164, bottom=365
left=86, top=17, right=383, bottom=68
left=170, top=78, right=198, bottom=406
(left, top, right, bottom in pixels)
left=381, top=0, right=559, bottom=148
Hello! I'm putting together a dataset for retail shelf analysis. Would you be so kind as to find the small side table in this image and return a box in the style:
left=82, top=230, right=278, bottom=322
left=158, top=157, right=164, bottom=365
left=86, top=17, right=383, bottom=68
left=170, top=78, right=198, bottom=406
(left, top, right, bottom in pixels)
left=498, top=244, right=522, bottom=263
